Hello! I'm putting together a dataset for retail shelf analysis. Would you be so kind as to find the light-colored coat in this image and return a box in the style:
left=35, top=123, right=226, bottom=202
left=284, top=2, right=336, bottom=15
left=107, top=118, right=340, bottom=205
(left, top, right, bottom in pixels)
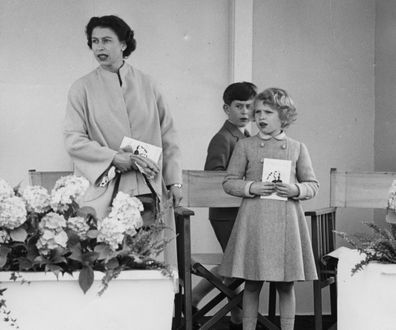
left=64, top=63, right=182, bottom=266
left=218, top=134, right=319, bottom=281
left=64, top=63, right=182, bottom=218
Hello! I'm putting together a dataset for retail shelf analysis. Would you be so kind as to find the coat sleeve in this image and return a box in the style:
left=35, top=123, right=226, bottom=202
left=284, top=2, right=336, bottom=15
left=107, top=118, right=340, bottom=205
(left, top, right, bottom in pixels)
left=155, top=88, right=182, bottom=186
left=63, top=81, right=117, bottom=184
left=204, top=134, right=230, bottom=171
left=222, top=141, right=251, bottom=197
left=293, top=143, right=319, bottom=200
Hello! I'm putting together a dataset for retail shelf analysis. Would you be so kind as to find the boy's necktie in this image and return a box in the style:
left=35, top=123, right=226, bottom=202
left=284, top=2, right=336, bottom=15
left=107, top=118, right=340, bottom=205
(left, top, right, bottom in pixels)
left=244, top=129, right=250, bottom=137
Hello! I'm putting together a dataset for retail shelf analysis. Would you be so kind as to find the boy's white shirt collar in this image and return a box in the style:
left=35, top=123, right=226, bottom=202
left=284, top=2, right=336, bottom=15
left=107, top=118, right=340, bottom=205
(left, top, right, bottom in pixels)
left=258, top=131, right=286, bottom=140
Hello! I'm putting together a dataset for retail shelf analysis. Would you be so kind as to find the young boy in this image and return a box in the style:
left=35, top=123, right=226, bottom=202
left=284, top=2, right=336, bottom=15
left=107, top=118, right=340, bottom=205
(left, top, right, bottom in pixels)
left=192, top=82, right=257, bottom=330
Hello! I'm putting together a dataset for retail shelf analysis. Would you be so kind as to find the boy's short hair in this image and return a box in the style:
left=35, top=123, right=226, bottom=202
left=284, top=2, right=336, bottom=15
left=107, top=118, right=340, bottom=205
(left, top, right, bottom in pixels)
left=255, top=87, right=297, bottom=128
left=223, top=82, right=257, bottom=105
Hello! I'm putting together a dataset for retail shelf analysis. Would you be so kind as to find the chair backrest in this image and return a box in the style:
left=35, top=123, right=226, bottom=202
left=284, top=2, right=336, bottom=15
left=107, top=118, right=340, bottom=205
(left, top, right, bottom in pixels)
left=28, top=169, right=73, bottom=190
left=182, top=170, right=240, bottom=208
left=330, top=168, right=396, bottom=209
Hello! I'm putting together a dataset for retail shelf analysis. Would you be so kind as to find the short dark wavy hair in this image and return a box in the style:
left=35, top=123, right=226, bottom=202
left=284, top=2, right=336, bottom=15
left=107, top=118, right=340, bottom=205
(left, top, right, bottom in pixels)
left=255, top=87, right=297, bottom=128
left=223, top=82, right=257, bottom=105
left=85, top=15, right=136, bottom=58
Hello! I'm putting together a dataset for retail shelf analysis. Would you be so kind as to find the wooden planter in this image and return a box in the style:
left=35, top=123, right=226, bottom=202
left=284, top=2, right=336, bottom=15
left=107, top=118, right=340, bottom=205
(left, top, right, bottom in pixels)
left=0, top=269, right=177, bottom=330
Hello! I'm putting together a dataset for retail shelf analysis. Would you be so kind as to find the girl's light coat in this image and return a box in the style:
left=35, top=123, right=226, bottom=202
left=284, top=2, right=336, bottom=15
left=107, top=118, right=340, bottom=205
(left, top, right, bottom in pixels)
left=219, top=134, right=319, bottom=281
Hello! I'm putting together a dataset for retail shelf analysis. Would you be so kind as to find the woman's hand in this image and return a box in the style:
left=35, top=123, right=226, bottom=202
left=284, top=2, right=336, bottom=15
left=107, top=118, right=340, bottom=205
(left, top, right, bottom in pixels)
left=169, top=185, right=183, bottom=207
left=249, top=182, right=275, bottom=196
left=112, top=151, right=133, bottom=173
left=274, top=183, right=299, bottom=198
left=129, top=154, right=160, bottom=179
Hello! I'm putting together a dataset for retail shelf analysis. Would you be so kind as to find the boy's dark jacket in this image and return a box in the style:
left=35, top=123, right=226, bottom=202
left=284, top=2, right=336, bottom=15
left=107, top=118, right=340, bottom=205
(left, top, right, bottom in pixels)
left=204, top=120, right=247, bottom=220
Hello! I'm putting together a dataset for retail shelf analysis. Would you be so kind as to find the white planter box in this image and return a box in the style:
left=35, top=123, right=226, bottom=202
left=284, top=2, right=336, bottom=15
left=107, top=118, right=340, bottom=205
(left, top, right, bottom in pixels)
left=337, top=248, right=396, bottom=330
left=0, top=269, right=177, bottom=330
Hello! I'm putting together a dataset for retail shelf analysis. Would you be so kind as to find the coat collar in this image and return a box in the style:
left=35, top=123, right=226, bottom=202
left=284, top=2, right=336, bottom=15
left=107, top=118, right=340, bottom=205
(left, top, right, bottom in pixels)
left=223, top=120, right=245, bottom=139
left=258, top=131, right=286, bottom=140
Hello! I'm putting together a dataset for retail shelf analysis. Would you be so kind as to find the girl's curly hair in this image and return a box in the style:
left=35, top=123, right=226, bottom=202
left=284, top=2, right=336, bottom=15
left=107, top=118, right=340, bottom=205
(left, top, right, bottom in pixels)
left=255, top=87, right=297, bottom=128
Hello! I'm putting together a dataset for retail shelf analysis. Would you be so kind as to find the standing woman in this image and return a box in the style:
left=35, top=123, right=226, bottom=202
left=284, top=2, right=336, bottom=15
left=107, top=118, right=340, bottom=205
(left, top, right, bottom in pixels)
left=64, top=15, right=182, bottom=227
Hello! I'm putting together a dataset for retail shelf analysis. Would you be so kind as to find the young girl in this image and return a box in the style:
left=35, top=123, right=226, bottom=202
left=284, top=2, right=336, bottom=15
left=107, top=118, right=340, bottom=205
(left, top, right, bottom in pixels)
left=218, top=87, right=319, bottom=330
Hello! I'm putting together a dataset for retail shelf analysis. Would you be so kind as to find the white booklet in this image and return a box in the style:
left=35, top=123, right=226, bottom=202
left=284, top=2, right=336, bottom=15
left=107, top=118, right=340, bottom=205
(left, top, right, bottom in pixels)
left=120, top=137, right=162, bottom=163
left=261, top=158, right=292, bottom=201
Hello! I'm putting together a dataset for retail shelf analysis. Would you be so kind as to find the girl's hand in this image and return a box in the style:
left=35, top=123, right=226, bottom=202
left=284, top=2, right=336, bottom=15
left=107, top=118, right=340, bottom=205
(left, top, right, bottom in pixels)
left=274, top=183, right=299, bottom=198
left=249, top=182, right=275, bottom=196
left=129, top=154, right=160, bottom=179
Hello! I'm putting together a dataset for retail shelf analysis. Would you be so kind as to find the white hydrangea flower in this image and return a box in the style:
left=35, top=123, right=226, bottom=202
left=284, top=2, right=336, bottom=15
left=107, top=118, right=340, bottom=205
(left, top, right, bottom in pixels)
left=36, top=212, right=68, bottom=254
left=0, top=230, right=10, bottom=243
left=108, top=192, right=144, bottom=236
left=388, top=180, right=396, bottom=211
left=22, top=185, right=51, bottom=213
left=39, top=212, right=66, bottom=231
left=97, top=216, right=125, bottom=251
left=36, top=229, right=68, bottom=253
left=50, top=175, right=89, bottom=212
left=0, top=196, right=27, bottom=229
left=67, top=216, right=90, bottom=239
left=0, top=178, right=15, bottom=201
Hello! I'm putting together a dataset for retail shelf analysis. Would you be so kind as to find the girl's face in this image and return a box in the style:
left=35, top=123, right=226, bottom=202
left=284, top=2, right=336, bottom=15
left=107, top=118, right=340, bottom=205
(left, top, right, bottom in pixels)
left=254, top=101, right=282, bottom=136
left=91, top=27, right=126, bottom=72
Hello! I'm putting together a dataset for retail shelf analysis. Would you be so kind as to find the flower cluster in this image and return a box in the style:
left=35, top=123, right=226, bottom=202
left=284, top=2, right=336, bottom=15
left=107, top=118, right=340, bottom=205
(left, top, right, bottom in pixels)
left=97, top=192, right=144, bottom=250
left=22, top=185, right=51, bottom=213
left=0, top=174, right=173, bottom=329
left=50, top=175, right=89, bottom=212
left=0, top=178, right=14, bottom=201
left=67, top=216, right=90, bottom=240
left=0, top=174, right=169, bottom=295
left=36, top=212, right=68, bottom=253
left=387, top=179, right=396, bottom=211
left=0, top=196, right=27, bottom=230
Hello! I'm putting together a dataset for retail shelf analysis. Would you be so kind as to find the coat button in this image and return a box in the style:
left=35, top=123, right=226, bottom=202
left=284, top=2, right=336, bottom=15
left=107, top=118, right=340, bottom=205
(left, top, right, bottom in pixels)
left=260, top=142, right=265, bottom=147
left=260, top=159, right=264, bottom=163
left=281, top=144, right=287, bottom=149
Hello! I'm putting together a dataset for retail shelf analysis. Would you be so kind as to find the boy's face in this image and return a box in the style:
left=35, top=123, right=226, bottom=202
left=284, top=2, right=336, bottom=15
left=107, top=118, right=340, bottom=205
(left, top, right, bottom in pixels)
left=254, top=101, right=282, bottom=136
left=223, top=99, right=253, bottom=128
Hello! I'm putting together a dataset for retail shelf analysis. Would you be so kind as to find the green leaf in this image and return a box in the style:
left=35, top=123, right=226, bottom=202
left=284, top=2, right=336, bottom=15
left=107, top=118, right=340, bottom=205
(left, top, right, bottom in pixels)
left=0, top=246, right=11, bottom=268
left=87, top=230, right=98, bottom=239
left=81, top=251, right=99, bottom=264
left=10, top=227, right=28, bottom=242
left=34, top=255, right=49, bottom=267
left=16, top=257, right=33, bottom=270
left=68, top=245, right=83, bottom=262
left=79, top=266, right=94, bottom=294
left=106, top=258, right=119, bottom=270
left=94, top=244, right=114, bottom=260
left=47, top=264, right=63, bottom=277
left=77, top=206, right=97, bottom=218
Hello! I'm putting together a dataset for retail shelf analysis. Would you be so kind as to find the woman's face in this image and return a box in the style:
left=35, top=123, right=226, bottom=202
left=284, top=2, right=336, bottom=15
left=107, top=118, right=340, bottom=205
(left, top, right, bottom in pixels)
left=91, top=27, right=126, bottom=72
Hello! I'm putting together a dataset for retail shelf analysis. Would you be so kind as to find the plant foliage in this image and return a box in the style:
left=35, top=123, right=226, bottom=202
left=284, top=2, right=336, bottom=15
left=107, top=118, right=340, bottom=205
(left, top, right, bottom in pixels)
left=0, top=175, right=173, bottom=327
left=335, top=222, right=396, bottom=274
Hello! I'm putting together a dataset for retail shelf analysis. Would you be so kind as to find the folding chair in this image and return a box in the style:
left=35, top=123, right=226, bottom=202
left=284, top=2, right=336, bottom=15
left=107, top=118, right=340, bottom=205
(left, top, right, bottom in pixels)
left=28, top=169, right=73, bottom=188
left=267, top=209, right=337, bottom=330
left=173, top=170, right=280, bottom=330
